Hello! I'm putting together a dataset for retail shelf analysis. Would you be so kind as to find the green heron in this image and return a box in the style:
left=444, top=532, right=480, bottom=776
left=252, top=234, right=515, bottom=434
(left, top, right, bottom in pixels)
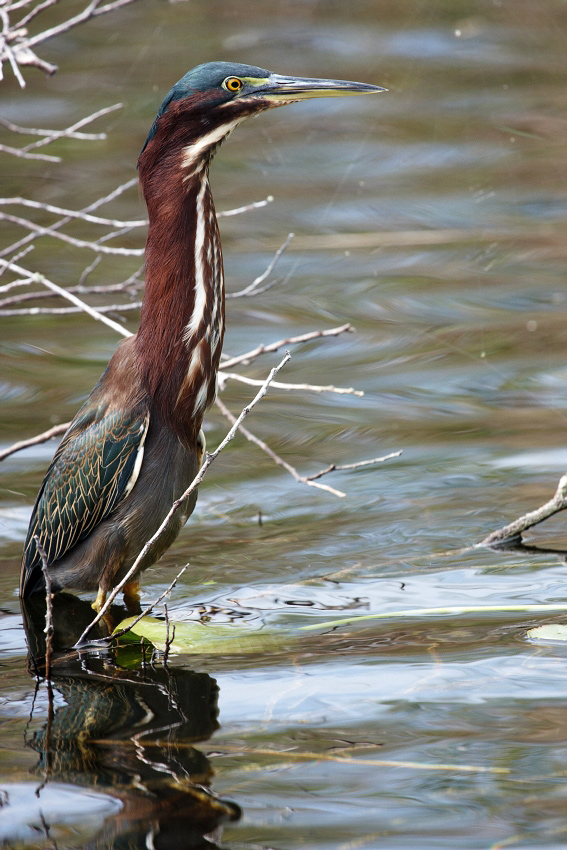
left=20, top=62, right=385, bottom=611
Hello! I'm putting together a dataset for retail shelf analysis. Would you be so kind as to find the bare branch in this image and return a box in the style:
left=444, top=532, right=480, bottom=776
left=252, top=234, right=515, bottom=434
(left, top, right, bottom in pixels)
left=219, top=369, right=363, bottom=397
left=217, top=195, right=273, bottom=218
left=0, top=177, right=138, bottom=259
left=75, top=352, right=292, bottom=647
left=19, top=0, right=131, bottom=50
left=215, top=396, right=346, bottom=498
left=0, top=116, right=107, bottom=140
left=0, top=300, right=141, bottom=317
left=14, top=0, right=58, bottom=32
left=221, top=323, right=354, bottom=370
left=0, top=196, right=145, bottom=228
left=0, top=421, right=69, bottom=463
left=0, top=265, right=143, bottom=307
left=0, top=142, right=60, bottom=161
left=21, top=103, right=122, bottom=152
left=0, top=259, right=134, bottom=337
left=478, top=473, right=567, bottom=546
left=0, top=211, right=144, bottom=255
left=0, top=244, right=34, bottom=285
left=2, top=0, right=139, bottom=86
left=306, top=452, right=402, bottom=481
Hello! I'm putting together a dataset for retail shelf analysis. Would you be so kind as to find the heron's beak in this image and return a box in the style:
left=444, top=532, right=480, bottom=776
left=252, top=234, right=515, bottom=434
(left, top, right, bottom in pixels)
left=248, top=73, right=386, bottom=103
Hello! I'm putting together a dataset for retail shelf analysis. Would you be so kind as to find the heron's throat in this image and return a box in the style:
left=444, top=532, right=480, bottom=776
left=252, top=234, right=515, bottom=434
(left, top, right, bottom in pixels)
left=135, top=156, right=225, bottom=443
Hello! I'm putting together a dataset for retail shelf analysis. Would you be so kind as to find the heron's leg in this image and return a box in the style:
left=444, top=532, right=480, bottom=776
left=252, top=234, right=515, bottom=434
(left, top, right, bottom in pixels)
left=123, top=578, right=141, bottom=614
left=92, top=585, right=107, bottom=612
left=197, top=428, right=206, bottom=467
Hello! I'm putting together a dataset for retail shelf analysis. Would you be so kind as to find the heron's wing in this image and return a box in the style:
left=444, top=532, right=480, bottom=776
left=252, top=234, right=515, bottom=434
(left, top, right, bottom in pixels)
left=20, top=402, right=150, bottom=597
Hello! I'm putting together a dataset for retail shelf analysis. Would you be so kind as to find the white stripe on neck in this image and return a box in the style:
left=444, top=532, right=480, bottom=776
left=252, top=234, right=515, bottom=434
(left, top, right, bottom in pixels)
left=181, top=119, right=241, bottom=177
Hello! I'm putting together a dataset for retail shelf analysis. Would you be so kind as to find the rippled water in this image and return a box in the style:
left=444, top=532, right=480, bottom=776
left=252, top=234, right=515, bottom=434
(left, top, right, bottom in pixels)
left=2, top=0, right=567, bottom=847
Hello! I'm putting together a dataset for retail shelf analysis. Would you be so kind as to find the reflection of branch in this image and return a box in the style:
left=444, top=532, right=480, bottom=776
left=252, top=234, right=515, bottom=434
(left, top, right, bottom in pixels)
left=478, top=473, right=567, bottom=546
left=75, top=352, right=292, bottom=647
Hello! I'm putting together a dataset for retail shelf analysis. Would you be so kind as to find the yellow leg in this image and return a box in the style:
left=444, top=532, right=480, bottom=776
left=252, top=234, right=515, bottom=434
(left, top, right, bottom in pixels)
left=92, top=585, right=107, bottom=612
left=123, top=578, right=141, bottom=613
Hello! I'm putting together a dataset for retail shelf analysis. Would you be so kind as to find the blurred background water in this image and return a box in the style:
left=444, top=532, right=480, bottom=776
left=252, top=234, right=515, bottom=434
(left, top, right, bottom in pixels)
left=2, top=0, right=567, bottom=847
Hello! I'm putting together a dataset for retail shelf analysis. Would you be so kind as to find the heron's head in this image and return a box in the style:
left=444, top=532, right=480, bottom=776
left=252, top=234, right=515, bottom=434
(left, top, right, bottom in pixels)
left=140, top=61, right=385, bottom=163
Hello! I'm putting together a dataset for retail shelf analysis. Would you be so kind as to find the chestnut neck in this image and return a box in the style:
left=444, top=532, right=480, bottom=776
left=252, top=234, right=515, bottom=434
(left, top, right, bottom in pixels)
left=135, top=106, right=226, bottom=445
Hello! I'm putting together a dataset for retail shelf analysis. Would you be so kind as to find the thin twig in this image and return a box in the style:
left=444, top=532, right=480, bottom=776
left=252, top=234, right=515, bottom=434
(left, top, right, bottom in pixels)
left=0, top=196, right=145, bottom=227
left=163, top=603, right=174, bottom=665
left=20, top=103, right=122, bottom=152
left=478, top=473, right=567, bottom=546
left=34, top=537, right=53, bottom=681
left=0, top=211, right=144, bottom=256
left=219, top=370, right=363, bottom=397
left=18, top=0, right=137, bottom=51
left=74, top=352, right=292, bottom=647
left=221, top=323, right=354, bottom=370
left=215, top=396, right=346, bottom=498
left=110, top=566, right=188, bottom=642
left=0, top=260, right=133, bottom=337
left=0, top=142, right=60, bottom=161
left=0, top=177, right=138, bottom=260
left=217, top=195, right=273, bottom=217
left=0, top=265, right=143, bottom=307
left=226, top=233, right=293, bottom=298
left=0, top=421, right=69, bottom=463
left=0, top=245, right=34, bottom=285
left=306, top=452, right=402, bottom=481
left=0, top=300, right=142, bottom=317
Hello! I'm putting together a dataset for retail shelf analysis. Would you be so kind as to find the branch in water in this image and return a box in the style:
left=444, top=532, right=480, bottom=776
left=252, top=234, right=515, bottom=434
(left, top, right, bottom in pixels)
left=478, top=473, right=567, bottom=546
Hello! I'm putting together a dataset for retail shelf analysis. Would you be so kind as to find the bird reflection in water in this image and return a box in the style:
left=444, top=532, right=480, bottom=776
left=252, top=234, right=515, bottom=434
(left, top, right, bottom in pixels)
left=21, top=595, right=240, bottom=849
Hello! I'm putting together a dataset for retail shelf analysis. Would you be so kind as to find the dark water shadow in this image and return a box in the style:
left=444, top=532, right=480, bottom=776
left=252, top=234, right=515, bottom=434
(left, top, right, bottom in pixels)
left=485, top=538, right=567, bottom=563
left=15, top=595, right=240, bottom=849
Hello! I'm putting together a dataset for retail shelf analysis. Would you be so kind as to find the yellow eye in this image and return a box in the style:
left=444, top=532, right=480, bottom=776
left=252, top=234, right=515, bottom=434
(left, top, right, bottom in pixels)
left=223, top=76, right=243, bottom=93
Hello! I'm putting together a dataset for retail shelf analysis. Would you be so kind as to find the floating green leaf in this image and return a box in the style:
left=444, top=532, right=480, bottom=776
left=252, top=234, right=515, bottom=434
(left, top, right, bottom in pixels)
left=113, top=616, right=290, bottom=655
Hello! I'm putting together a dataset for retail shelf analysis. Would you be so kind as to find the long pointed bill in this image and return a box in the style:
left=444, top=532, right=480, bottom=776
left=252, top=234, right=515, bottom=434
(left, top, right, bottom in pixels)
left=245, top=73, right=386, bottom=104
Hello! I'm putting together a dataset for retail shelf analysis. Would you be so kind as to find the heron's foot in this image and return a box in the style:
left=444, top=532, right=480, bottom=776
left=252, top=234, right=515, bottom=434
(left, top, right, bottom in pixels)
left=123, top=578, right=141, bottom=615
left=92, top=585, right=107, bottom=613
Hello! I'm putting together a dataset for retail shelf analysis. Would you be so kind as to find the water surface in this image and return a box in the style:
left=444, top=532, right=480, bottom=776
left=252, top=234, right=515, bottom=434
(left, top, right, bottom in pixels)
left=2, top=1, right=567, bottom=847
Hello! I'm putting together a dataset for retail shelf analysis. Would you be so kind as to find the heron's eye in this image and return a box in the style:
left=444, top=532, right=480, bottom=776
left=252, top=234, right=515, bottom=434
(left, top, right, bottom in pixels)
left=223, top=76, right=243, bottom=93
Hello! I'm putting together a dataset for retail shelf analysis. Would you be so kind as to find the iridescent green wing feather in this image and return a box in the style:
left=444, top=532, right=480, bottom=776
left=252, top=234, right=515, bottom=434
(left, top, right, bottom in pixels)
left=21, top=402, right=150, bottom=596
